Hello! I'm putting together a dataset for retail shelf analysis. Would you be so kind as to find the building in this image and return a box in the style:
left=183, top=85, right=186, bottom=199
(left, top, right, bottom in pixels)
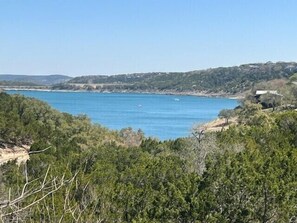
left=255, top=90, right=282, bottom=99
left=255, top=90, right=283, bottom=109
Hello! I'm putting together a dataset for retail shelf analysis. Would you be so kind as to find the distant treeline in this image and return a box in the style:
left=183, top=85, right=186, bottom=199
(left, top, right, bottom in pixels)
left=0, top=74, right=71, bottom=86
left=54, top=62, right=297, bottom=94
left=0, top=81, right=39, bottom=87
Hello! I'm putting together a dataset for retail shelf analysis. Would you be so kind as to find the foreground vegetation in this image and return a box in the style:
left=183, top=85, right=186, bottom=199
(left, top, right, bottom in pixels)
left=0, top=92, right=297, bottom=222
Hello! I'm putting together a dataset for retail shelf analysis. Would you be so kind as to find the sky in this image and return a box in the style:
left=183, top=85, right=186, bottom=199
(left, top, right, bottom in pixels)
left=0, top=0, right=296, bottom=76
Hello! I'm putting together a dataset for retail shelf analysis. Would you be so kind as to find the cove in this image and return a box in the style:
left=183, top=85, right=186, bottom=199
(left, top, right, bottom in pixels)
left=7, top=90, right=238, bottom=140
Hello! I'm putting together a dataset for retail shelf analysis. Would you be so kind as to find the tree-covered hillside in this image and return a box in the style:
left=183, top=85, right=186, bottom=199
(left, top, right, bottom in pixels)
left=59, top=62, right=297, bottom=95
left=0, top=74, right=71, bottom=86
left=1, top=92, right=297, bottom=222
left=0, top=81, right=39, bottom=87
left=0, top=93, right=143, bottom=150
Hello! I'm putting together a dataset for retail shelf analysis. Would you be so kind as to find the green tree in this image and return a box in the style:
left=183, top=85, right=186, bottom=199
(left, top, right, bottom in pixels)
left=218, top=109, right=235, bottom=124
left=289, top=72, right=297, bottom=82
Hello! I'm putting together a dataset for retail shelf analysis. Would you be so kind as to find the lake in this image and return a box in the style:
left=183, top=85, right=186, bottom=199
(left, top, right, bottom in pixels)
left=7, top=90, right=238, bottom=140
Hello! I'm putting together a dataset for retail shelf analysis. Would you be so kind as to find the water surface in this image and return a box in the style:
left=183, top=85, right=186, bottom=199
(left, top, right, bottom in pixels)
left=8, top=91, right=238, bottom=140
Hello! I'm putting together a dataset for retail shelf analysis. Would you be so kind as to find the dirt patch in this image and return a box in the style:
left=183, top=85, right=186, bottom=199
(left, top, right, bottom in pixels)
left=201, top=117, right=238, bottom=132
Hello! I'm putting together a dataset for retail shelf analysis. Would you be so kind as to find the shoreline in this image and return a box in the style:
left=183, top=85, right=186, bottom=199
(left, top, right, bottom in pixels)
left=1, top=88, right=241, bottom=142
left=2, top=87, right=244, bottom=99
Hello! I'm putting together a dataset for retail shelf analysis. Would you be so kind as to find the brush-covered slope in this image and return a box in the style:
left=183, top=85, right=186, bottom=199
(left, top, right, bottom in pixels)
left=64, top=62, right=297, bottom=94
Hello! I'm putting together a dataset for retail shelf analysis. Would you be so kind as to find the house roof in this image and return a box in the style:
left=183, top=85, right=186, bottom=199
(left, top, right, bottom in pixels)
left=255, top=90, right=282, bottom=96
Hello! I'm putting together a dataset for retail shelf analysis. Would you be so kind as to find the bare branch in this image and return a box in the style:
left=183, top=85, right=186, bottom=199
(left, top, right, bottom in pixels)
left=0, top=168, right=78, bottom=222
left=28, top=146, right=51, bottom=155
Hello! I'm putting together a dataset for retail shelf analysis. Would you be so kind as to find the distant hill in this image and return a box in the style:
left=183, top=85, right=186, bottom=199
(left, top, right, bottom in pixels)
left=0, top=81, right=39, bottom=87
left=0, top=74, right=72, bottom=86
left=59, top=62, right=297, bottom=95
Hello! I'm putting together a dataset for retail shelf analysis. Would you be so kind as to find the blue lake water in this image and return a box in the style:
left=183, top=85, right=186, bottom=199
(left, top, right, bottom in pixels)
left=7, top=90, right=238, bottom=140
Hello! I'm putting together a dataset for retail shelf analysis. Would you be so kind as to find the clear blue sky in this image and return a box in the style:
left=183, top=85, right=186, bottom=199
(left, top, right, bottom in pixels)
left=0, top=0, right=296, bottom=76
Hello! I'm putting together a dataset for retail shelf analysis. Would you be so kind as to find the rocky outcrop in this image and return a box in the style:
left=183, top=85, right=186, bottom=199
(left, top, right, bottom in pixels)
left=0, top=144, right=30, bottom=165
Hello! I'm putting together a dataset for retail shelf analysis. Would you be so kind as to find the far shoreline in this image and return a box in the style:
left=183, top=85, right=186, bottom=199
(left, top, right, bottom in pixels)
left=2, top=87, right=244, bottom=100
